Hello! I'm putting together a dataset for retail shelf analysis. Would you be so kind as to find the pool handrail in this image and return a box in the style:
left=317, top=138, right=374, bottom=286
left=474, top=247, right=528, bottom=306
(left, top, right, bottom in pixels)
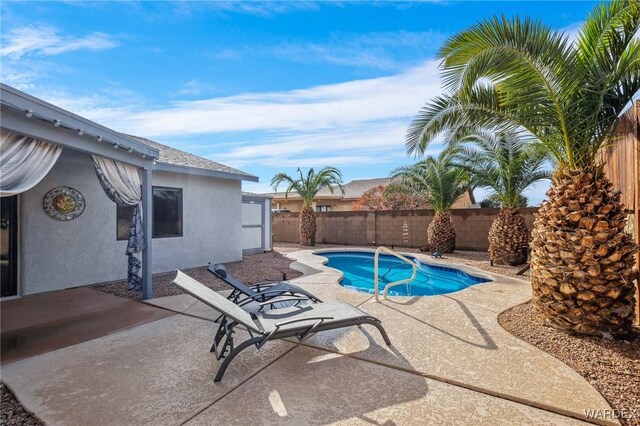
left=373, top=246, right=417, bottom=302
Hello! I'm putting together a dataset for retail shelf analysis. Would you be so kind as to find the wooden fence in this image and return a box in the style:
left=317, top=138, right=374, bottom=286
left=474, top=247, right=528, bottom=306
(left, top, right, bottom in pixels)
left=600, top=100, right=640, bottom=321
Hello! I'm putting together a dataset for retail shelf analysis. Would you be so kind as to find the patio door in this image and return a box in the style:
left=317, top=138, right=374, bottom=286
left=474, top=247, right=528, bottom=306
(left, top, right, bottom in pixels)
left=1, top=196, right=18, bottom=297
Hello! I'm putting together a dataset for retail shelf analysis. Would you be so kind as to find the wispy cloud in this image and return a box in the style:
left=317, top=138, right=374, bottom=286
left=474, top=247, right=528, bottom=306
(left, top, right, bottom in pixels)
left=175, top=79, right=219, bottom=97
left=82, top=59, right=442, bottom=137
left=171, top=1, right=320, bottom=17
left=0, top=26, right=118, bottom=58
left=215, top=30, right=447, bottom=69
left=36, top=59, right=444, bottom=170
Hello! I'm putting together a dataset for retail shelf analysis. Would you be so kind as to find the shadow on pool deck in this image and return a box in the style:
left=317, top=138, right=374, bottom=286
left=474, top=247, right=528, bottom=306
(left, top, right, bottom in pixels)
left=0, top=287, right=174, bottom=365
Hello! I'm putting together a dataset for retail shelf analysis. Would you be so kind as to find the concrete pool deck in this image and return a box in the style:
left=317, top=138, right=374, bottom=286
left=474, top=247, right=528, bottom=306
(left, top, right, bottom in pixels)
left=0, top=249, right=617, bottom=425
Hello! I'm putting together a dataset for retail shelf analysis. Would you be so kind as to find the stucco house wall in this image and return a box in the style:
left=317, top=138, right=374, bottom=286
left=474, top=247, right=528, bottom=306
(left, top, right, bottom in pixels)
left=19, top=149, right=242, bottom=295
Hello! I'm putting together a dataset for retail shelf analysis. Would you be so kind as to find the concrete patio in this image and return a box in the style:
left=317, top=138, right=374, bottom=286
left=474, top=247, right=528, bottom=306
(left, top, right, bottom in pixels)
left=1, top=249, right=617, bottom=425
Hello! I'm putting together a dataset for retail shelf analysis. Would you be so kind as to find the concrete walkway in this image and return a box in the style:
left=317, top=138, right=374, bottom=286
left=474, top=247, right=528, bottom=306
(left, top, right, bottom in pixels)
left=1, top=250, right=616, bottom=425
left=0, top=287, right=174, bottom=365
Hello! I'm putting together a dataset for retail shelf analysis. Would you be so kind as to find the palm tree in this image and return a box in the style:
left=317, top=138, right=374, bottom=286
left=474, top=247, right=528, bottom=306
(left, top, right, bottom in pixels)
left=405, top=0, right=639, bottom=336
left=271, top=167, right=344, bottom=246
left=391, top=150, right=470, bottom=253
left=453, top=129, right=550, bottom=265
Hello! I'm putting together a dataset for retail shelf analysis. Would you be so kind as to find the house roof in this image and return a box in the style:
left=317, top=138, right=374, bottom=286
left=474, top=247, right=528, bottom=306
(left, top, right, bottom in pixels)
left=270, top=177, right=390, bottom=200
left=124, top=134, right=258, bottom=182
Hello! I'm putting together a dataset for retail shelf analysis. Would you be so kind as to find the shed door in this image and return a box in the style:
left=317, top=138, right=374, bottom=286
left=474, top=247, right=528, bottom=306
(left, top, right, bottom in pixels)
left=242, top=200, right=264, bottom=253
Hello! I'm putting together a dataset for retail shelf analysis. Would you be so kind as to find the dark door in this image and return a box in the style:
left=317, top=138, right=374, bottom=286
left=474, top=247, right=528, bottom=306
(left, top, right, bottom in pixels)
left=1, top=196, right=18, bottom=297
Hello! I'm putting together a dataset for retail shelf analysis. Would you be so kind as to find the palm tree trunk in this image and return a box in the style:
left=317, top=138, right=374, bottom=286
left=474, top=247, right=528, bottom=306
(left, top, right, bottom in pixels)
left=530, top=167, right=638, bottom=337
left=299, top=206, right=317, bottom=246
left=428, top=212, right=456, bottom=253
left=489, top=208, right=529, bottom=266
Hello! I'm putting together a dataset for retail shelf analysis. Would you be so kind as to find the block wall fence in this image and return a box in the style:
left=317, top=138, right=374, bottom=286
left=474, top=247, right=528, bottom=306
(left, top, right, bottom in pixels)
left=272, top=208, right=539, bottom=251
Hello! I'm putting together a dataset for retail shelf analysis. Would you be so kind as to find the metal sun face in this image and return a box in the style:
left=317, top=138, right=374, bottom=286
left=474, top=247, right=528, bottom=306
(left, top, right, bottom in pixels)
left=43, top=187, right=86, bottom=221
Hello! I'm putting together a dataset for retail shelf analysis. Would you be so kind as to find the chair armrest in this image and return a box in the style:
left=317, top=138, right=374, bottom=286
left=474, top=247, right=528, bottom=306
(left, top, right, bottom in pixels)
left=257, top=316, right=336, bottom=348
left=247, top=289, right=308, bottom=300
left=250, top=281, right=279, bottom=291
left=274, top=316, right=334, bottom=328
left=258, top=296, right=309, bottom=306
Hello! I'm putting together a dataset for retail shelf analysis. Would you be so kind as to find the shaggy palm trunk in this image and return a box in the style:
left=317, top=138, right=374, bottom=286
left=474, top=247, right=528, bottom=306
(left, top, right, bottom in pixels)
left=530, top=167, right=638, bottom=337
left=299, top=205, right=317, bottom=246
left=489, top=208, right=529, bottom=266
left=428, top=212, right=456, bottom=253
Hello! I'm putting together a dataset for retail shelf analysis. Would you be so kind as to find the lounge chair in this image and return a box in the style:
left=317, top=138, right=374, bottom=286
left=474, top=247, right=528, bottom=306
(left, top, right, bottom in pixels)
left=208, top=263, right=322, bottom=309
left=172, top=270, right=391, bottom=382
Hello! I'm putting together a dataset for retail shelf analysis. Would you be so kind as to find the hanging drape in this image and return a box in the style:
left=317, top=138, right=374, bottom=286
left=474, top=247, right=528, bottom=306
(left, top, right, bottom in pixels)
left=0, top=130, right=62, bottom=197
left=92, top=155, right=145, bottom=291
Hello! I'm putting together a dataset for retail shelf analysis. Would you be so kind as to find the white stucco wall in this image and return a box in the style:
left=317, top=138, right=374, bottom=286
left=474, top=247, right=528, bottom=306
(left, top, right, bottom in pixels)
left=19, top=149, right=242, bottom=295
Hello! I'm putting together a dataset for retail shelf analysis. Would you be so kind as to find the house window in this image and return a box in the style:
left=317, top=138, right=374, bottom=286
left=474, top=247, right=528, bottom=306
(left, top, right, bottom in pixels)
left=316, top=205, right=332, bottom=212
left=117, top=204, right=136, bottom=240
left=116, top=186, right=183, bottom=240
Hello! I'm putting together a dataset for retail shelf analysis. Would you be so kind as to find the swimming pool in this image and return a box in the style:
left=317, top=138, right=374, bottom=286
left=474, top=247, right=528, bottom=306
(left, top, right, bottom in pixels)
left=318, top=251, right=490, bottom=296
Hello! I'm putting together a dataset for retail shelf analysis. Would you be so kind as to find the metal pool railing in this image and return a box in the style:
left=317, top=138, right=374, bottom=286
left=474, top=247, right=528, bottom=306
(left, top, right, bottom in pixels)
left=373, top=246, right=417, bottom=302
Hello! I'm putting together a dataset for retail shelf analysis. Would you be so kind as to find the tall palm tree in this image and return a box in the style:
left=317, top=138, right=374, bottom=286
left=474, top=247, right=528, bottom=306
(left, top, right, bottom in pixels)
left=271, top=167, right=344, bottom=246
left=391, top=150, right=470, bottom=253
left=453, top=129, right=550, bottom=265
left=406, top=0, right=639, bottom=336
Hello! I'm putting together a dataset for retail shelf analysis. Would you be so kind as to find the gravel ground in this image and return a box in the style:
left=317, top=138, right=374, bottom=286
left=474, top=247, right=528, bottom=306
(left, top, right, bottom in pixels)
left=499, top=302, right=640, bottom=426
left=1, top=384, right=43, bottom=426
left=93, top=251, right=303, bottom=302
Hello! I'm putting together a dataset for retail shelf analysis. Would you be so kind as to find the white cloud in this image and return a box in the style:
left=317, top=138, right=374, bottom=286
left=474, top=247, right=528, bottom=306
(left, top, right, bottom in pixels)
left=63, top=59, right=441, bottom=137
left=175, top=79, right=219, bottom=97
left=214, top=30, right=447, bottom=69
left=33, top=59, right=445, bottom=171
left=0, top=26, right=118, bottom=58
left=172, top=1, right=320, bottom=17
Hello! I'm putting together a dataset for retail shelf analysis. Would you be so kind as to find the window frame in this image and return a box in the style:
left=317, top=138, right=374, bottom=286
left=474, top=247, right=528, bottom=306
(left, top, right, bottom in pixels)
left=151, top=186, right=183, bottom=239
left=115, top=186, right=184, bottom=241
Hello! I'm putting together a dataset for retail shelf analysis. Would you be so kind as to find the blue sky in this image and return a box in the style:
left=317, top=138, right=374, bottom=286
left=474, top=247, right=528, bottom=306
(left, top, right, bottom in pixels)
left=1, top=1, right=600, bottom=204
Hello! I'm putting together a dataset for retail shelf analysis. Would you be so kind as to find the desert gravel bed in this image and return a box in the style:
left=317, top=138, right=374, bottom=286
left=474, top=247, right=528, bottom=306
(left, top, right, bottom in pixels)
left=1, top=384, right=43, bottom=426
left=93, top=251, right=303, bottom=302
left=499, top=301, right=640, bottom=426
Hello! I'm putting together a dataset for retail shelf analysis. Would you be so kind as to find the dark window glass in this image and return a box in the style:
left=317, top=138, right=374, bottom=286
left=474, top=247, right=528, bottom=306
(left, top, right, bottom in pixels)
left=116, top=187, right=183, bottom=240
left=116, top=204, right=137, bottom=240
left=152, top=187, right=183, bottom=238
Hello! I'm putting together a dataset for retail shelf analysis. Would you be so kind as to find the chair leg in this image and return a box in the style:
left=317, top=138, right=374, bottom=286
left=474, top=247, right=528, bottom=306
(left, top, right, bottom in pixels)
left=362, top=318, right=392, bottom=346
left=214, top=336, right=264, bottom=382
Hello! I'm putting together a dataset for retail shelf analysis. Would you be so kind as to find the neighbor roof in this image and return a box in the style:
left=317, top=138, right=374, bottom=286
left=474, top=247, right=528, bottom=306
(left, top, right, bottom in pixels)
left=269, top=177, right=390, bottom=200
left=125, top=134, right=258, bottom=182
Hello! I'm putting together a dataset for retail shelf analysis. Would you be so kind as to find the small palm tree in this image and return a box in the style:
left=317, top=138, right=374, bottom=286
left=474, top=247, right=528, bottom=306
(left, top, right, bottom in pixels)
left=405, top=0, right=639, bottom=336
left=391, top=150, right=470, bottom=253
left=453, top=129, right=550, bottom=265
left=271, top=167, right=344, bottom=246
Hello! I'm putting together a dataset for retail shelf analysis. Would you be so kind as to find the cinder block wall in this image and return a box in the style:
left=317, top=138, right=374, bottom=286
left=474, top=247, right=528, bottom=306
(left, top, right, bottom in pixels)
left=273, top=208, right=540, bottom=251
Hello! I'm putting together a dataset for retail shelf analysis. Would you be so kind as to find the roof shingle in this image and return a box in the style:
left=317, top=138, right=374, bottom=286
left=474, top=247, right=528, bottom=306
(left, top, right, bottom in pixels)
left=124, top=134, right=256, bottom=179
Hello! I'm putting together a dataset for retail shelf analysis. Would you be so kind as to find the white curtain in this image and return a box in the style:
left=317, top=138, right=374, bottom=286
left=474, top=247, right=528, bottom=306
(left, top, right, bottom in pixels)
left=92, top=155, right=145, bottom=291
left=0, top=130, right=62, bottom=197
left=92, top=156, right=142, bottom=204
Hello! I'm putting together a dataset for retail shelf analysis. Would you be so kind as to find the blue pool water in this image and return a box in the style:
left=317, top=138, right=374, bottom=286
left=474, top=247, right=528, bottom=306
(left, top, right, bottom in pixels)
left=319, top=251, right=490, bottom=296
